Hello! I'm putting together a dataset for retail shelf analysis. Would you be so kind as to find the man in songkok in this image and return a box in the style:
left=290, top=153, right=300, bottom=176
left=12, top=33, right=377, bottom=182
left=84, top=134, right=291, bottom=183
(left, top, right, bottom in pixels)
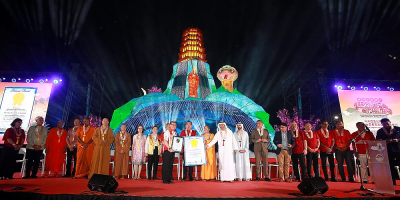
left=207, top=121, right=238, bottom=182
left=180, top=121, right=198, bottom=181
left=234, top=122, right=252, bottom=181
left=89, top=118, right=114, bottom=178
left=44, top=120, right=67, bottom=177
left=351, top=122, right=375, bottom=184
left=114, top=124, right=131, bottom=179
left=334, top=120, right=355, bottom=182
left=250, top=120, right=271, bottom=181
left=24, top=116, right=48, bottom=179
left=376, top=118, right=400, bottom=185
left=63, top=118, right=81, bottom=177
left=74, top=117, right=96, bottom=179
left=273, top=123, right=295, bottom=182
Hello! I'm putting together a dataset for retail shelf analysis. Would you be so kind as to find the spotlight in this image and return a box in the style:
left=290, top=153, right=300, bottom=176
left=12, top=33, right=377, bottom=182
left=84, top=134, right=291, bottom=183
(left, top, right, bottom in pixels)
left=361, top=86, right=363, bottom=88
left=53, top=79, right=59, bottom=84
left=39, top=79, right=44, bottom=83
left=31, top=78, right=33, bottom=81
left=25, top=79, right=30, bottom=83
left=337, top=86, right=343, bottom=90
left=45, top=79, right=48, bottom=81
left=60, top=79, right=62, bottom=82
left=334, top=85, right=337, bottom=88
left=390, top=87, right=394, bottom=91
left=376, top=87, right=380, bottom=91
left=334, top=116, right=339, bottom=119
left=18, top=78, right=20, bottom=80
left=364, top=87, right=368, bottom=91
left=11, top=78, right=16, bottom=83
left=351, top=86, right=356, bottom=90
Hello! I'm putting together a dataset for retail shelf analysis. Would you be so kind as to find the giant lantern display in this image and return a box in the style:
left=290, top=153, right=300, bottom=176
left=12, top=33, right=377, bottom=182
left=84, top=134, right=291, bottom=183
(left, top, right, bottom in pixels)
left=110, top=27, right=276, bottom=149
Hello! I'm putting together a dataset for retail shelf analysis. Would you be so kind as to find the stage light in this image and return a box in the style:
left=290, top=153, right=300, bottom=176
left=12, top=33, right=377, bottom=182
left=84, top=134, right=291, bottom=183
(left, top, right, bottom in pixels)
left=361, top=85, right=363, bottom=88
left=334, top=85, right=337, bottom=88
left=347, top=86, right=350, bottom=88
left=334, top=116, right=339, bottom=119
left=45, top=79, right=48, bottom=81
left=39, top=79, right=44, bottom=83
left=376, top=87, right=380, bottom=91
left=390, top=87, right=394, bottom=91
left=53, top=79, right=59, bottom=84
left=18, top=78, right=21, bottom=80
left=351, top=86, right=355, bottom=90
left=2, top=78, right=4, bottom=80
left=60, top=79, right=62, bottom=82
left=25, top=79, right=30, bottom=83
left=337, top=86, right=342, bottom=90
left=31, top=78, right=33, bottom=80
left=364, top=87, right=368, bottom=91
left=12, top=78, right=16, bottom=83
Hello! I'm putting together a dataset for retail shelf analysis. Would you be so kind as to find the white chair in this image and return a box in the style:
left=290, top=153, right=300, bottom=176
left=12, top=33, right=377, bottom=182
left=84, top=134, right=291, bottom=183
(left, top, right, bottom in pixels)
left=40, top=150, right=46, bottom=175
left=127, top=150, right=132, bottom=178
left=16, top=148, right=27, bottom=177
left=174, top=153, right=180, bottom=180
left=268, top=152, right=278, bottom=178
left=216, top=152, right=220, bottom=180
left=110, top=150, right=115, bottom=175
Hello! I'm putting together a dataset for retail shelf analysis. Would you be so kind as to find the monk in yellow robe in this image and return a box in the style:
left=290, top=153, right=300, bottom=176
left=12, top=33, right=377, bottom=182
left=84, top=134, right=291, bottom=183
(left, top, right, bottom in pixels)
left=201, top=125, right=217, bottom=180
left=44, top=120, right=67, bottom=177
left=114, top=124, right=131, bottom=179
left=74, top=118, right=96, bottom=178
left=89, top=118, right=114, bottom=178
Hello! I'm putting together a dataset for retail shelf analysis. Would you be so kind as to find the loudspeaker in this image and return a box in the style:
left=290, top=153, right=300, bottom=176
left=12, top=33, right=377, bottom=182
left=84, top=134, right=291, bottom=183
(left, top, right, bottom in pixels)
left=87, top=174, right=119, bottom=193
left=297, top=177, right=329, bottom=196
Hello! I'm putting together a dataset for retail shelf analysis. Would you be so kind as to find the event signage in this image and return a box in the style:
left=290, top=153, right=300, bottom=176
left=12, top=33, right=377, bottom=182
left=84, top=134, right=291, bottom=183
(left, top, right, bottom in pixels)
left=368, top=140, right=395, bottom=194
left=184, top=136, right=207, bottom=166
left=337, top=90, right=400, bottom=134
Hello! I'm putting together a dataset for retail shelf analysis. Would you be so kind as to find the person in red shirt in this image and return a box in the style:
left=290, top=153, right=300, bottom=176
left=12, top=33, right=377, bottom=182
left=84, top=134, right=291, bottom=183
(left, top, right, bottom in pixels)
left=304, top=122, right=320, bottom=178
left=290, top=121, right=307, bottom=181
left=334, top=120, right=355, bottom=182
left=179, top=121, right=198, bottom=181
left=351, top=122, right=375, bottom=184
left=0, top=118, right=25, bottom=179
left=316, top=120, right=336, bottom=182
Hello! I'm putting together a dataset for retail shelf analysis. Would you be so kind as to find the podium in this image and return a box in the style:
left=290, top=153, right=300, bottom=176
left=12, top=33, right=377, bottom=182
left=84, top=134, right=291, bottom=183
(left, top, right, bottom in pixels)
left=368, top=140, right=395, bottom=195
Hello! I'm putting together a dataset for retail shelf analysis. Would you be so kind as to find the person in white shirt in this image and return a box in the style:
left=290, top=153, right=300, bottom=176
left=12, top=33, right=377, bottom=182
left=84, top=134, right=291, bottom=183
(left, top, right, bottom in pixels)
left=233, top=122, right=252, bottom=181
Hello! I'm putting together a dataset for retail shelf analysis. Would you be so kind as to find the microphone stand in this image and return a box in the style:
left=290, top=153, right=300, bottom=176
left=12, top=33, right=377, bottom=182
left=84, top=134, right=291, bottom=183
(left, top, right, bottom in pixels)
left=345, top=131, right=384, bottom=196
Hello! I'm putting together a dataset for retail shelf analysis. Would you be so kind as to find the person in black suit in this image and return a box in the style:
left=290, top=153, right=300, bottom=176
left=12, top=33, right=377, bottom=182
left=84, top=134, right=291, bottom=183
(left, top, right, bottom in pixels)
left=273, top=123, right=295, bottom=182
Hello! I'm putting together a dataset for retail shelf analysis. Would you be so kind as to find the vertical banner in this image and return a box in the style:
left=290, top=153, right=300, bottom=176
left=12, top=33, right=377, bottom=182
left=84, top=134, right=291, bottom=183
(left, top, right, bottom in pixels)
left=0, top=87, right=37, bottom=132
left=368, top=140, right=395, bottom=194
left=337, top=90, right=400, bottom=134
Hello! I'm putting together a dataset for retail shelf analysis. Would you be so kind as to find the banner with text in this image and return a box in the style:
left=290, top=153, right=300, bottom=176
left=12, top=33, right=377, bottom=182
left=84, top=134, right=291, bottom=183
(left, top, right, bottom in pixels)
left=338, top=90, right=400, bottom=134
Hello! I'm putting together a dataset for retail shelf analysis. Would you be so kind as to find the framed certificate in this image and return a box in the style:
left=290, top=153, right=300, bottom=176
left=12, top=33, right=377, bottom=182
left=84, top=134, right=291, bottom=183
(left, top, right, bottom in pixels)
left=171, top=136, right=183, bottom=152
left=184, top=136, right=207, bottom=166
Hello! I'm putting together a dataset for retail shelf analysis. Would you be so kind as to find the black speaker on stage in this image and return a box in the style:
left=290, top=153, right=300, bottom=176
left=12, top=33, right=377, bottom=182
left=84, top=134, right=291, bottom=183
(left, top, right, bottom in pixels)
left=87, top=174, right=119, bottom=193
left=297, top=177, right=329, bottom=196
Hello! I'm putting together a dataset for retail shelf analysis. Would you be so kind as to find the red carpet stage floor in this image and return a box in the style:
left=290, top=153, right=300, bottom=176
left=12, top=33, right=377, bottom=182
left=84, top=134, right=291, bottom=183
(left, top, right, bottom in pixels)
left=1, top=177, right=399, bottom=199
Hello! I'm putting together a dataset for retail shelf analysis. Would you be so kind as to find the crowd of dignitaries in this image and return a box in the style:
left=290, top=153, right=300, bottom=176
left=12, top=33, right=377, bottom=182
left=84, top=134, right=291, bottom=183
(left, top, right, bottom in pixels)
left=0, top=116, right=399, bottom=186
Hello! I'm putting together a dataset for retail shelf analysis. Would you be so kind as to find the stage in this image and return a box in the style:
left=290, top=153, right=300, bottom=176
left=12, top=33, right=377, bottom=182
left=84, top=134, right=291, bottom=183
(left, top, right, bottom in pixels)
left=0, top=176, right=398, bottom=200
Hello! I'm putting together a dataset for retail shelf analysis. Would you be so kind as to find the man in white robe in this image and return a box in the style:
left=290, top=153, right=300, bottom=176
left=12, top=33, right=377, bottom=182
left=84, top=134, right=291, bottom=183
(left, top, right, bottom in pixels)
left=233, top=122, right=252, bottom=181
left=207, top=121, right=238, bottom=182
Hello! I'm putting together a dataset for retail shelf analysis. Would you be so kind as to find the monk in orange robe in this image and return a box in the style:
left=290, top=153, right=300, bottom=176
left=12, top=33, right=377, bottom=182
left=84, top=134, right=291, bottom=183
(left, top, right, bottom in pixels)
left=74, top=118, right=96, bottom=178
left=44, top=120, right=67, bottom=177
left=89, top=118, right=114, bottom=178
left=114, top=124, right=131, bottom=179
left=188, top=67, right=200, bottom=98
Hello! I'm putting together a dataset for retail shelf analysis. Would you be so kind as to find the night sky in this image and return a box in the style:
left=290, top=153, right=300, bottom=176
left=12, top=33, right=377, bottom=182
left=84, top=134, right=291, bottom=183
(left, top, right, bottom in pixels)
left=1, top=0, right=400, bottom=127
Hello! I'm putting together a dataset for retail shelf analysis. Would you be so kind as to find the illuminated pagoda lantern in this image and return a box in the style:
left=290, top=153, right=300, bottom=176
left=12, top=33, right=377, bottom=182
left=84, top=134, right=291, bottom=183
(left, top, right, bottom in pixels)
left=110, top=27, right=276, bottom=149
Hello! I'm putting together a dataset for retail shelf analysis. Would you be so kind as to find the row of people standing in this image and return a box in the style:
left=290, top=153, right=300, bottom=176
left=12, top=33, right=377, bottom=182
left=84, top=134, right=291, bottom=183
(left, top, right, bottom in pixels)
left=273, top=120, right=392, bottom=184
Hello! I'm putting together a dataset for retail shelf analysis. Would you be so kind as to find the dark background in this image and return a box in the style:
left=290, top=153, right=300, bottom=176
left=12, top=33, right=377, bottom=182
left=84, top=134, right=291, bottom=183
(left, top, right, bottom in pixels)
left=1, top=0, right=400, bottom=127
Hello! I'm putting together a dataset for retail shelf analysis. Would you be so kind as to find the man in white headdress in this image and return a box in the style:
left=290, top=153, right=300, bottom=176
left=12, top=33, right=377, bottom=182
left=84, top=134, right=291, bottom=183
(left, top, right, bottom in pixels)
left=207, top=121, right=238, bottom=182
left=233, top=122, right=252, bottom=181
